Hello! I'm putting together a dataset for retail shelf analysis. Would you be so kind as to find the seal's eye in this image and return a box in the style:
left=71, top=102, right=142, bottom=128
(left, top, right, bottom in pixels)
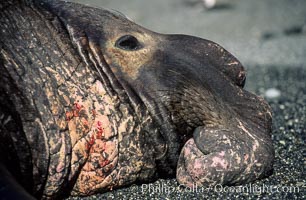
left=115, top=35, right=142, bottom=51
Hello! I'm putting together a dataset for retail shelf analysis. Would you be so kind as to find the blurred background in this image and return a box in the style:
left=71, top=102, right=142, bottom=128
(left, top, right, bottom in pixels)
left=69, top=0, right=306, bottom=69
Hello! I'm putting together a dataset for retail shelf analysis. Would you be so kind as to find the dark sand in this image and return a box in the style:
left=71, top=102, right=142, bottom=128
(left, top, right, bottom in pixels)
left=67, top=0, right=306, bottom=199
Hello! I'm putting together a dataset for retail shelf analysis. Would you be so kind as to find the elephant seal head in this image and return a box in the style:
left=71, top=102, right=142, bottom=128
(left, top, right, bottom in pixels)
left=0, top=0, right=273, bottom=198
left=39, top=0, right=273, bottom=194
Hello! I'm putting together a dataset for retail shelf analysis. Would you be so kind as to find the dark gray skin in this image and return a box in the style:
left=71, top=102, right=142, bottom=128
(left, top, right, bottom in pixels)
left=0, top=0, right=274, bottom=199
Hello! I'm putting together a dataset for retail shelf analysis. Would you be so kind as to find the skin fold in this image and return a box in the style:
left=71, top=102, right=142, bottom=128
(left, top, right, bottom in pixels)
left=0, top=0, right=274, bottom=199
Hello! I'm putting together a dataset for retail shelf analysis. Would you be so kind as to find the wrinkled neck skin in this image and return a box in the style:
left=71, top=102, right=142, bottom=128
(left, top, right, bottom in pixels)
left=0, top=0, right=274, bottom=199
left=0, top=1, right=173, bottom=198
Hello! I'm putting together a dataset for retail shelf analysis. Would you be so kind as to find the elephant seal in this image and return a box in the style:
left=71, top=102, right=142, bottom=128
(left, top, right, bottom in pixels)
left=0, top=0, right=274, bottom=199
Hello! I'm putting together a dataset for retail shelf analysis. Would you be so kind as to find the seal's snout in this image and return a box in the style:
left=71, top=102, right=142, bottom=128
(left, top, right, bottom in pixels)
left=161, top=34, right=247, bottom=88
left=152, top=35, right=274, bottom=187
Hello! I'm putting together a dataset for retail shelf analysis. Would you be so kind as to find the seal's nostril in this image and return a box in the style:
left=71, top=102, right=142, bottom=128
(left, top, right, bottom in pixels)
left=115, top=35, right=142, bottom=51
